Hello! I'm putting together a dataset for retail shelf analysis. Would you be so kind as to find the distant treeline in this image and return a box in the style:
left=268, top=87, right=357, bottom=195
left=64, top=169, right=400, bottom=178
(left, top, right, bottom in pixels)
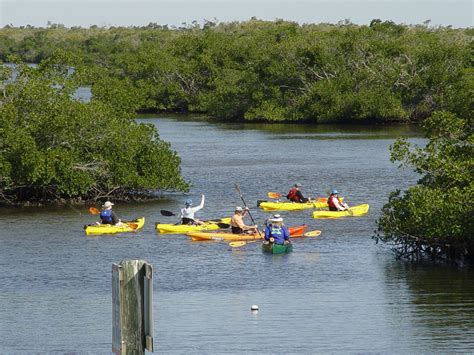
left=1, top=19, right=472, bottom=123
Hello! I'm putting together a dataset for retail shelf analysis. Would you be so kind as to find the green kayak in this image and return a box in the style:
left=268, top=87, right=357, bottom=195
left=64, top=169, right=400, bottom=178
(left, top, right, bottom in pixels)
left=262, top=242, right=293, bottom=254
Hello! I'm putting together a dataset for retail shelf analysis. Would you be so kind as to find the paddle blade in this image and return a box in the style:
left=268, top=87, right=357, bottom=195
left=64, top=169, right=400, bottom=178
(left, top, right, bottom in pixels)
left=257, top=200, right=267, bottom=207
left=315, top=197, right=327, bottom=203
left=303, top=230, right=322, bottom=237
left=267, top=192, right=282, bottom=199
left=229, top=241, right=247, bottom=247
left=88, top=207, right=100, bottom=215
left=160, top=209, right=176, bottom=217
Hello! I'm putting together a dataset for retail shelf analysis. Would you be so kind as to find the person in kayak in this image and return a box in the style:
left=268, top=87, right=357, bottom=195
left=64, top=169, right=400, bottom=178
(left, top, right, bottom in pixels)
left=287, top=183, right=311, bottom=203
left=181, top=194, right=205, bottom=225
left=99, top=201, right=121, bottom=225
left=264, top=214, right=290, bottom=245
left=327, top=189, right=349, bottom=211
left=230, top=206, right=258, bottom=234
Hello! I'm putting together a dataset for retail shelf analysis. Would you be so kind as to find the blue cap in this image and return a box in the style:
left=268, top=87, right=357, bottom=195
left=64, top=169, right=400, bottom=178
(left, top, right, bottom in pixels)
left=185, top=199, right=193, bottom=205
left=331, top=189, right=338, bottom=194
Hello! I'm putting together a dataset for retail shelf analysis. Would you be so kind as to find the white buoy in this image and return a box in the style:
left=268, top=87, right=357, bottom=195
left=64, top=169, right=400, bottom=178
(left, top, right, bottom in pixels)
left=251, top=305, right=259, bottom=312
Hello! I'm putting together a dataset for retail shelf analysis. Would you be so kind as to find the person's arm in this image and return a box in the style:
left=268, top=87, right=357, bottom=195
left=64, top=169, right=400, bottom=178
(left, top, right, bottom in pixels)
left=334, top=198, right=346, bottom=211
left=111, top=211, right=120, bottom=225
left=283, top=226, right=290, bottom=241
left=264, top=226, right=270, bottom=241
left=296, top=190, right=306, bottom=202
left=192, top=194, right=205, bottom=213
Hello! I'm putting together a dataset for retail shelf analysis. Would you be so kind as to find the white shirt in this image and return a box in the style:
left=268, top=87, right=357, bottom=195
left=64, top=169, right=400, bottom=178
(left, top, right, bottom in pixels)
left=180, top=195, right=205, bottom=219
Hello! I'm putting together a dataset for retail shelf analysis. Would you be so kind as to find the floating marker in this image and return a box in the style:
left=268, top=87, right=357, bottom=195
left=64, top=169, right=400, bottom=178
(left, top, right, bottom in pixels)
left=251, top=305, right=259, bottom=311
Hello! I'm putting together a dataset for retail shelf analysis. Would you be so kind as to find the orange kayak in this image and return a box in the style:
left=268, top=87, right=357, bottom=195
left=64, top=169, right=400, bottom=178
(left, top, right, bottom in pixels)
left=187, top=225, right=307, bottom=242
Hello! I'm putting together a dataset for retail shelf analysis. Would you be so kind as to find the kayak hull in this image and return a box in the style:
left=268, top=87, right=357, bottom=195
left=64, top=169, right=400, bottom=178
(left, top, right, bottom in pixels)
left=312, top=204, right=370, bottom=219
left=84, top=217, right=145, bottom=236
left=262, top=242, right=293, bottom=254
left=156, top=217, right=231, bottom=234
left=187, top=225, right=307, bottom=242
left=259, top=198, right=344, bottom=211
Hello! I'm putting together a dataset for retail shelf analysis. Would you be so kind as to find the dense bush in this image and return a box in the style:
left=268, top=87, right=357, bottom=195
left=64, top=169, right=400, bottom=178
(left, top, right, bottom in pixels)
left=377, top=111, right=474, bottom=263
left=0, top=52, right=189, bottom=205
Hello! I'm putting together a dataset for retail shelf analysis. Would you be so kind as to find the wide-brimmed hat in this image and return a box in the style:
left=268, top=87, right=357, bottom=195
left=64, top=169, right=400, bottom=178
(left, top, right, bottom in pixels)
left=331, top=189, right=338, bottom=194
left=102, top=201, right=114, bottom=208
left=235, top=206, right=243, bottom=212
left=271, top=214, right=283, bottom=222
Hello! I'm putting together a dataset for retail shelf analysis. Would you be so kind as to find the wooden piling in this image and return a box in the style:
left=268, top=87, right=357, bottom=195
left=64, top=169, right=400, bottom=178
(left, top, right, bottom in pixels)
left=113, top=260, right=153, bottom=354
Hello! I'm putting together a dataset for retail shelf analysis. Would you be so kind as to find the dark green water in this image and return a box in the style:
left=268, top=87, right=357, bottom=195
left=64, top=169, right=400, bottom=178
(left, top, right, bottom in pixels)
left=1, top=117, right=473, bottom=353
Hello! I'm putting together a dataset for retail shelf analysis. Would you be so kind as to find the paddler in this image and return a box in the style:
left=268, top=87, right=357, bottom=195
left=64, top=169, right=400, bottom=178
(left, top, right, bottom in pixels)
left=264, top=214, right=290, bottom=245
left=327, top=189, right=349, bottom=211
left=286, top=183, right=311, bottom=203
left=99, top=201, right=121, bottom=225
left=181, top=194, right=205, bottom=225
left=230, top=206, right=258, bottom=234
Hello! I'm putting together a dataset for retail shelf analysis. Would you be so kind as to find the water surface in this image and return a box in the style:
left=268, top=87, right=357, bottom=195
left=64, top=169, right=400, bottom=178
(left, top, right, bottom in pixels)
left=1, top=117, right=473, bottom=353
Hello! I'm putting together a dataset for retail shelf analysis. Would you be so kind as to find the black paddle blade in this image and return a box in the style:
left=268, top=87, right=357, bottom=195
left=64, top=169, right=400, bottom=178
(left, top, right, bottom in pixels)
left=257, top=200, right=267, bottom=207
left=160, top=209, right=176, bottom=216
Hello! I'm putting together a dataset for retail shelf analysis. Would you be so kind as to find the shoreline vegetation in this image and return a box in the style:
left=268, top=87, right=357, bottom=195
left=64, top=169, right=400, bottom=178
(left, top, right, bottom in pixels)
left=1, top=19, right=471, bottom=123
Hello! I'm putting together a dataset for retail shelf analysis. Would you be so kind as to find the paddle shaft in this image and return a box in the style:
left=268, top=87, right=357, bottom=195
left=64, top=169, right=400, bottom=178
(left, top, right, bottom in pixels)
left=234, top=184, right=260, bottom=236
left=234, top=184, right=255, bottom=223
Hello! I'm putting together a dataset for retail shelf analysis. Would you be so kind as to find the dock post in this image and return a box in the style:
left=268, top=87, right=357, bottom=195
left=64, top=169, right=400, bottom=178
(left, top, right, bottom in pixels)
left=112, top=260, right=154, bottom=354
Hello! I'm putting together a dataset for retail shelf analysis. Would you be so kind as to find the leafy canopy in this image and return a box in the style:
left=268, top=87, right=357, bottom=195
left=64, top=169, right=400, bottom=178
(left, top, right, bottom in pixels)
left=0, top=51, right=189, bottom=205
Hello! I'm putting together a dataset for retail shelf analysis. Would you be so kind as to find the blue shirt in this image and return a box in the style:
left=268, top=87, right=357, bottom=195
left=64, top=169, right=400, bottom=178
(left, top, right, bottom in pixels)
left=264, top=225, right=290, bottom=244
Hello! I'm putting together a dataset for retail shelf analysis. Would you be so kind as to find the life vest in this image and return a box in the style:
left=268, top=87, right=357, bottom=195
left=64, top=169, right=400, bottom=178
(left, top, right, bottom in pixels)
left=287, top=188, right=298, bottom=202
left=100, top=209, right=113, bottom=224
left=327, top=195, right=341, bottom=209
left=270, top=226, right=283, bottom=237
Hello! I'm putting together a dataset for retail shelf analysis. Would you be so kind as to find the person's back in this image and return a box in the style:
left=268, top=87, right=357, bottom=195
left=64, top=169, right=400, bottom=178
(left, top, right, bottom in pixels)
left=264, top=215, right=290, bottom=244
left=287, top=187, right=299, bottom=202
left=287, top=183, right=310, bottom=203
left=181, top=195, right=205, bottom=225
left=100, top=201, right=119, bottom=225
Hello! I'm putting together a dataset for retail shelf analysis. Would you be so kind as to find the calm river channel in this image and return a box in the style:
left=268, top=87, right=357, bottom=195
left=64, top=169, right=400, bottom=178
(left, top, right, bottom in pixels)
left=1, top=116, right=473, bottom=353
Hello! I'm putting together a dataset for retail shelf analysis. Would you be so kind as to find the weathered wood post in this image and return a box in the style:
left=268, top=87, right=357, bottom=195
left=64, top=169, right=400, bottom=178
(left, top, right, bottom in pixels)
left=112, top=260, right=154, bottom=354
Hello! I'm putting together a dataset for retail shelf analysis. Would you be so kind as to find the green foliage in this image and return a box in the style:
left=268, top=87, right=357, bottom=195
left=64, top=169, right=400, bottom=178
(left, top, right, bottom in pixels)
left=0, top=52, right=189, bottom=205
left=0, top=21, right=470, bottom=123
left=378, top=111, right=474, bottom=263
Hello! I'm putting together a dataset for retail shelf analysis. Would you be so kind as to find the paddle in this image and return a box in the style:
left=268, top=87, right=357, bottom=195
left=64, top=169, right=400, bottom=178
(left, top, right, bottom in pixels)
left=160, top=209, right=175, bottom=217
left=229, top=240, right=258, bottom=248
left=159, top=209, right=230, bottom=228
left=230, top=229, right=321, bottom=248
left=88, top=207, right=100, bottom=215
left=303, top=230, right=322, bottom=237
left=234, top=183, right=261, bottom=237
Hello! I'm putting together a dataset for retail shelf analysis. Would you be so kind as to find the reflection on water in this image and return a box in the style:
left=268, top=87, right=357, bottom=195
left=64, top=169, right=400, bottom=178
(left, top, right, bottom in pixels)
left=1, top=116, right=472, bottom=353
left=382, top=261, right=474, bottom=352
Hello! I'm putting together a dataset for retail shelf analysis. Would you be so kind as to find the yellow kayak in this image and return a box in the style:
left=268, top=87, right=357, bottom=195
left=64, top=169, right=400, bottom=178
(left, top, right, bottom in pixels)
left=156, top=217, right=231, bottom=234
left=84, top=217, right=145, bottom=236
left=312, top=204, right=369, bottom=219
left=258, top=198, right=344, bottom=211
